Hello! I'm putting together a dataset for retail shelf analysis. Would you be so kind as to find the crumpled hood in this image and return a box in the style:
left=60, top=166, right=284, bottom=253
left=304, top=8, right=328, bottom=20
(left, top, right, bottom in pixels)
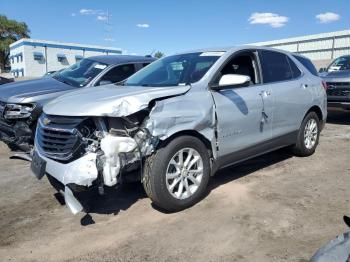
left=320, top=70, right=350, bottom=81
left=44, top=84, right=191, bottom=117
left=0, top=77, right=76, bottom=103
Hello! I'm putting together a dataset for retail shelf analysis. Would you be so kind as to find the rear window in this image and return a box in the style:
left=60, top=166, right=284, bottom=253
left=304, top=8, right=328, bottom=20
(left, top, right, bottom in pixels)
left=293, top=55, right=318, bottom=76
left=287, top=56, right=302, bottom=78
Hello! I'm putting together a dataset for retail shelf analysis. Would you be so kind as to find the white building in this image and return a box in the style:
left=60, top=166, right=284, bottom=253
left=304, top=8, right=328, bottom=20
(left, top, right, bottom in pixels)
left=9, top=39, right=122, bottom=78
left=251, top=29, right=350, bottom=69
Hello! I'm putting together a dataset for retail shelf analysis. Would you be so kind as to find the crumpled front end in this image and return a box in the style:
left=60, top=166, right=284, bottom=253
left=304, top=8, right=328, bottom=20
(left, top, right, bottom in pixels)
left=34, top=112, right=158, bottom=214
left=34, top=88, right=216, bottom=214
left=0, top=101, right=38, bottom=152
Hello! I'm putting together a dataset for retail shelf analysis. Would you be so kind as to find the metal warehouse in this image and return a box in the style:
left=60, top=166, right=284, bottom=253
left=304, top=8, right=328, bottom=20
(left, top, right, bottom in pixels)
left=252, top=29, right=350, bottom=69
left=9, top=39, right=122, bottom=78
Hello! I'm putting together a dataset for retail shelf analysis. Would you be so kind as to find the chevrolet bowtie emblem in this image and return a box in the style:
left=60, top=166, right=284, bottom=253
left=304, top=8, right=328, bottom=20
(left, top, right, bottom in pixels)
left=42, top=118, right=51, bottom=126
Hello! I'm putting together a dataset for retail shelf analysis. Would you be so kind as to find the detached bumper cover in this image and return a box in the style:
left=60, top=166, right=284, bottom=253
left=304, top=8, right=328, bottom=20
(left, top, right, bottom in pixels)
left=35, top=148, right=98, bottom=187
left=34, top=149, right=99, bottom=214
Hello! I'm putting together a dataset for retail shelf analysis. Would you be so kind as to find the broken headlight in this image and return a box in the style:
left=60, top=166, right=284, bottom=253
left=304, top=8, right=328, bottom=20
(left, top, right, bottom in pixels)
left=4, top=103, right=35, bottom=119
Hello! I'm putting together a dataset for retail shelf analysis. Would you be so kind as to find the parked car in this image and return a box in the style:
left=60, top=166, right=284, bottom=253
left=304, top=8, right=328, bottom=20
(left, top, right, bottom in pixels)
left=0, top=76, right=14, bottom=85
left=319, top=55, right=350, bottom=111
left=31, top=47, right=327, bottom=214
left=310, top=215, right=350, bottom=261
left=0, top=55, right=155, bottom=152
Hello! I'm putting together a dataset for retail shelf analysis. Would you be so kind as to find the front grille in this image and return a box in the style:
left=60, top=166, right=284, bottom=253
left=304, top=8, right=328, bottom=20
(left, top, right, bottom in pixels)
left=0, top=101, right=6, bottom=119
left=36, top=114, right=95, bottom=162
left=326, top=82, right=350, bottom=97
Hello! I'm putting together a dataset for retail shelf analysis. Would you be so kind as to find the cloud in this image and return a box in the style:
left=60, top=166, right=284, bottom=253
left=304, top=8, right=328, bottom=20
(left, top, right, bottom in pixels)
left=79, top=9, right=106, bottom=16
left=248, top=12, right=289, bottom=28
left=104, top=37, right=115, bottom=42
left=137, top=23, right=150, bottom=28
left=316, top=12, right=340, bottom=23
left=97, top=15, right=108, bottom=21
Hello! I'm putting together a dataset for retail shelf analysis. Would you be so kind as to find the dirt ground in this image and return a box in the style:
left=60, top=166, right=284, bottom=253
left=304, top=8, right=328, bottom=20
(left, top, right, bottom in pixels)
left=0, top=111, right=349, bottom=262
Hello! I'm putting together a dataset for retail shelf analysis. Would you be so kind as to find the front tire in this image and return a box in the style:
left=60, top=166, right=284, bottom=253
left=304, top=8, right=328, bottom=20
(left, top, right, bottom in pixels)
left=143, top=136, right=210, bottom=212
left=293, top=111, right=320, bottom=157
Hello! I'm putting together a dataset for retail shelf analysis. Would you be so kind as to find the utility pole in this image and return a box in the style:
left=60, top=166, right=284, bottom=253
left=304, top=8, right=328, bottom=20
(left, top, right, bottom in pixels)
left=104, top=10, right=114, bottom=44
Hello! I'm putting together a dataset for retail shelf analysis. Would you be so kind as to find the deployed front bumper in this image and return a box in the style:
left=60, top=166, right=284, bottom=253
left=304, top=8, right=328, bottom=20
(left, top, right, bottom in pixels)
left=32, top=148, right=99, bottom=214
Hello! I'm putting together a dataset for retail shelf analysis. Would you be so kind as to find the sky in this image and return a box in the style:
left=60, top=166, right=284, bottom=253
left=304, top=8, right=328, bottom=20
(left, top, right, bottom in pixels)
left=1, top=0, right=349, bottom=55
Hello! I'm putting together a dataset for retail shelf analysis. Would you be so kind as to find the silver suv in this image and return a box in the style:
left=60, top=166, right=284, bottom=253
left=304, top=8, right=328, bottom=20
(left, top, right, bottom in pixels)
left=31, top=47, right=327, bottom=214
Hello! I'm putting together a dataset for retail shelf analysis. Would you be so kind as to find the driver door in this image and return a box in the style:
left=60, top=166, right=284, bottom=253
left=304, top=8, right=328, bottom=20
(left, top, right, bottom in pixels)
left=211, top=50, right=273, bottom=162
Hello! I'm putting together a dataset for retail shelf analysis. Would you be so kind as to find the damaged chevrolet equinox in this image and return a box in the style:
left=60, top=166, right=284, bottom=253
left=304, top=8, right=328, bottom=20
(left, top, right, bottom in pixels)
left=31, top=47, right=327, bottom=214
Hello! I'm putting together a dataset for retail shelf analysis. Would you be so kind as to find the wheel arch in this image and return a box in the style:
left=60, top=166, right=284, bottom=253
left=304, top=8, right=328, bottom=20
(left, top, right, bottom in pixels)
left=158, top=130, right=213, bottom=156
left=306, top=105, right=323, bottom=121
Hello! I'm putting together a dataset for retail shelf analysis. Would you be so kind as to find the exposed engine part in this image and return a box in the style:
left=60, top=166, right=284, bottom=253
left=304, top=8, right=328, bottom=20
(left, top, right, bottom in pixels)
left=92, top=114, right=159, bottom=188
left=100, top=134, right=139, bottom=187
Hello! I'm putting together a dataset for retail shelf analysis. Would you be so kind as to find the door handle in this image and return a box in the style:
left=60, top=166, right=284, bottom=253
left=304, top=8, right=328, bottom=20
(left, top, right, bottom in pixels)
left=301, top=84, right=308, bottom=89
left=259, top=90, right=271, bottom=96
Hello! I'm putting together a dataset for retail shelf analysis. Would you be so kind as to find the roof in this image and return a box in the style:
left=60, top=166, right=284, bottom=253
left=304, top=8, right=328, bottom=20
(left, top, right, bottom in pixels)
left=87, top=55, right=156, bottom=65
left=9, top=38, right=122, bottom=54
left=177, top=45, right=294, bottom=55
left=250, top=29, right=350, bottom=46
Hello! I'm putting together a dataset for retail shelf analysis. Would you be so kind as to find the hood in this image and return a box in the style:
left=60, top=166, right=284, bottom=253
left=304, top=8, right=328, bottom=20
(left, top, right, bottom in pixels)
left=44, top=84, right=191, bottom=117
left=320, top=70, right=350, bottom=82
left=0, top=77, right=76, bottom=103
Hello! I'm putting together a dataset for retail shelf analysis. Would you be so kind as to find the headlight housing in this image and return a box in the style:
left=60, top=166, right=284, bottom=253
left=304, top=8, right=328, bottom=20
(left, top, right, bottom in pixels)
left=4, top=103, right=35, bottom=119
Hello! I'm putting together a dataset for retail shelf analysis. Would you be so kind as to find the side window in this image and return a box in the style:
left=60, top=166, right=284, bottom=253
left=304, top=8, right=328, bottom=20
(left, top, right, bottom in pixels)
left=287, top=57, right=302, bottom=78
left=214, top=51, right=259, bottom=86
left=260, top=50, right=293, bottom=83
left=142, top=63, right=150, bottom=68
left=293, top=55, right=318, bottom=76
left=97, top=64, right=136, bottom=86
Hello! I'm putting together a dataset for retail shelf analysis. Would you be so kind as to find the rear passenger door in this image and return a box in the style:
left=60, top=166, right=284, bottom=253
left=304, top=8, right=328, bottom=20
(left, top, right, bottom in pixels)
left=259, top=50, right=312, bottom=138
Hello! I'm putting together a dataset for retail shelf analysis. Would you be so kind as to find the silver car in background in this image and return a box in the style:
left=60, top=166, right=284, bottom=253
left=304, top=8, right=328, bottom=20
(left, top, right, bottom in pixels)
left=31, top=46, right=327, bottom=214
left=319, top=55, right=350, bottom=110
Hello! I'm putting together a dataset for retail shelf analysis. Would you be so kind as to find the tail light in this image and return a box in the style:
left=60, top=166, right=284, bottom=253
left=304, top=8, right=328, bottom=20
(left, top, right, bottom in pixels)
left=322, top=81, right=328, bottom=90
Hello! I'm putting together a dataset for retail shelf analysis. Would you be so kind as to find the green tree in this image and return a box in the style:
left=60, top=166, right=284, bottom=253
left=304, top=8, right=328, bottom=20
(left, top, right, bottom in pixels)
left=154, top=51, right=165, bottom=59
left=0, top=15, right=30, bottom=70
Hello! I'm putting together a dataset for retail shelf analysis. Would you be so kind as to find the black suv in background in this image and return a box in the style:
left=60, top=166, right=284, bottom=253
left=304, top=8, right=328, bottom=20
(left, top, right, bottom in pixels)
left=0, top=55, right=155, bottom=152
left=319, top=55, right=350, bottom=111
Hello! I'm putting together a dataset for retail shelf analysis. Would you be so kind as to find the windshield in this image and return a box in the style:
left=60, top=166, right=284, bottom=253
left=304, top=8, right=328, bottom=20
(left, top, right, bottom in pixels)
left=327, top=56, right=350, bottom=72
left=53, top=59, right=108, bottom=87
left=125, top=52, right=223, bottom=87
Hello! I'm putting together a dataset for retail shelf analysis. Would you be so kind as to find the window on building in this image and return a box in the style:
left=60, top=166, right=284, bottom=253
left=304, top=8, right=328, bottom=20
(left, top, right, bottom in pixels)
left=57, top=54, right=67, bottom=63
left=75, top=55, right=83, bottom=63
left=33, top=52, right=44, bottom=61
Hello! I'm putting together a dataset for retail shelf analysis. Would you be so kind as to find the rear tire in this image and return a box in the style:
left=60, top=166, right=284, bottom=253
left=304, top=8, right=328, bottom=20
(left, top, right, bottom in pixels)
left=143, top=136, right=210, bottom=212
left=292, top=111, right=320, bottom=157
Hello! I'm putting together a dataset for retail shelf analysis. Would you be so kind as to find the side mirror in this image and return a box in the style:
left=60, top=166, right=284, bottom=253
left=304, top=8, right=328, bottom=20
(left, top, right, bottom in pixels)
left=211, top=74, right=251, bottom=90
left=319, top=67, right=326, bottom=73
